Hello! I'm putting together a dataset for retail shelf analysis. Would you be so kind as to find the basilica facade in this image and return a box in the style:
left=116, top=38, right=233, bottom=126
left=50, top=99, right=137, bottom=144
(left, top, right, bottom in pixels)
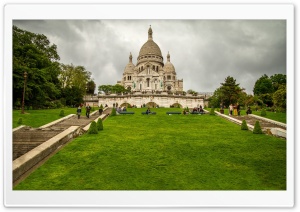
left=117, top=26, right=183, bottom=93
left=89, top=26, right=206, bottom=109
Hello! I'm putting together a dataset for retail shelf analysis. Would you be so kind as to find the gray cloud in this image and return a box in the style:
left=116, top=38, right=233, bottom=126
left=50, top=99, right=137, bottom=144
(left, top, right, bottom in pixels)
left=13, top=19, right=286, bottom=94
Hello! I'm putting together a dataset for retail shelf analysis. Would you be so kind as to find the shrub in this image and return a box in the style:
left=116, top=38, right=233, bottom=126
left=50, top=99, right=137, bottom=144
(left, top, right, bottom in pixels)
left=59, top=110, right=65, bottom=117
left=99, top=104, right=103, bottom=109
left=261, top=109, right=266, bottom=116
left=88, top=121, right=98, bottom=134
left=210, top=107, right=215, bottom=115
left=17, top=118, right=23, bottom=125
left=111, top=107, right=117, bottom=116
left=241, top=120, right=248, bottom=130
left=97, top=118, right=103, bottom=131
left=253, top=121, right=263, bottom=134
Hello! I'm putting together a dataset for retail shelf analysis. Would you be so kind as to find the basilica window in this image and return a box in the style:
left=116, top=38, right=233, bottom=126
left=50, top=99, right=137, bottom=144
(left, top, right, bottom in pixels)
left=155, top=84, right=157, bottom=90
left=173, top=76, right=175, bottom=80
left=147, top=78, right=150, bottom=87
left=156, top=66, right=158, bottom=71
left=167, top=75, right=171, bottom=80
left=139, top=67, right=140, bottom=72
left=153, top=65, right=155, bottom=70
left=140, top=84, right=142, bottom=90
left=141, top=66, right=144, bottom=71
left=147, top=66, right=150, bottom=74
left=124, top=77, right=126, bottom=81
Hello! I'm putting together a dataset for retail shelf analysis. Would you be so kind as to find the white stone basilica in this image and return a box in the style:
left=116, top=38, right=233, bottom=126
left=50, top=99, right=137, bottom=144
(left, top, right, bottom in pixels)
left=118, top=26, right=183, bottom=93
left=85, top=26, right=207, bottom=109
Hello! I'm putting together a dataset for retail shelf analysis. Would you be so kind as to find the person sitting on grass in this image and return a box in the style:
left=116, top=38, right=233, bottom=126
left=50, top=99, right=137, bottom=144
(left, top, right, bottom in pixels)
left=246, top=106, right=252, bottom=115
left=146, top=107, right=151, bottom=115
left=199, top=105, right=204, bottom=114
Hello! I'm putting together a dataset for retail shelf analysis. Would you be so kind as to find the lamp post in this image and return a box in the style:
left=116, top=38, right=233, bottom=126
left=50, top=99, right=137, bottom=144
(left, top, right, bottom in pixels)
left=21, top=71, right=27, bottom=114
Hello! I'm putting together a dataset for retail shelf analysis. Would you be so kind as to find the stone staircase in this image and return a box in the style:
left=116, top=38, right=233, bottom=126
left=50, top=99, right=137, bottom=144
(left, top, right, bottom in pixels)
left=13, top=107, right=112, bottom=185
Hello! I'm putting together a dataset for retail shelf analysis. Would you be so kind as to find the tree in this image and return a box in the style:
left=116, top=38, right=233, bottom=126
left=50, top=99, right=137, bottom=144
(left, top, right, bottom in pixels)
left=187, top=89, right=197, bottom=95
left=253, top=121, right=263, bottom=134
left=253, top=74, right=274, bottom=96
left=62, top=86, right=84, bottom=107
left=86, top=80, right=96, bottom=95
left=88, top=121, right=98, bottom=134
left=13, top=25, right=61, bottom=108
left=273, top=84, right=286, bottom=111
left=241, top=120, right=248, bottom=130
left=98, top=84, right=127, bottom=94
left=97, top=118, right=104, bottom=131
left=220, top=76, right=244, bottom=106
left=270, top=74, right=286, bottom=92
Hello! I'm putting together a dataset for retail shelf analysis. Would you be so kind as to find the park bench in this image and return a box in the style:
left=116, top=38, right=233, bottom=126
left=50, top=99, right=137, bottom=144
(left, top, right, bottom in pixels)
left=141, top=112, right=156, bottom=115
left=166, top=111, right=182, bottom=115
left=118, top=111, right=135, bottom=114
left=190, top=111, right=205, bottom=114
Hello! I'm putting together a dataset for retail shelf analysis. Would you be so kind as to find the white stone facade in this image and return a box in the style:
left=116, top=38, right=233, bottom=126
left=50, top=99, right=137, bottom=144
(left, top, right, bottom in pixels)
left=118, top=26, right=183, bottom=93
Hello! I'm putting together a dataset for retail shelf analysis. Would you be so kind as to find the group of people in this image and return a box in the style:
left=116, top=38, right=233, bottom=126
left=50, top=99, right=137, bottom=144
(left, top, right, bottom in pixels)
left=228, top=103, right=252, bottom=116
left=117, top=106, right=127, bottom=113
left=76, top=104, right=91, bottom=119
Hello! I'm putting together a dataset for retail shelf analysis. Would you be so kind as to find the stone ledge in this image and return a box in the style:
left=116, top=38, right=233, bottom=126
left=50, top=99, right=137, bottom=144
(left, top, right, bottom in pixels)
left=214, top=111, right=254, bottom=130
left=13, top=126, right=81, bottom=183
left=13, top=125, right=26, bottom=132
left=39, top=114, right=76, bottom=129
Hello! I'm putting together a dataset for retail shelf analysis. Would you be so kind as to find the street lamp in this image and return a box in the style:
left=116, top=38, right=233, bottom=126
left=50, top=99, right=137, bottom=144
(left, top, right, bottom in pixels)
left=21, top=71, right=27, bottom=114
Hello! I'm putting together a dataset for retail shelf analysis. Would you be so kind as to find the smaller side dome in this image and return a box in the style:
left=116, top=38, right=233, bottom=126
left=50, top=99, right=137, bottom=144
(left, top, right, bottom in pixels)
left=124, top=52, right=135, bottom=73
left=164, top=52, right=176, bottom=73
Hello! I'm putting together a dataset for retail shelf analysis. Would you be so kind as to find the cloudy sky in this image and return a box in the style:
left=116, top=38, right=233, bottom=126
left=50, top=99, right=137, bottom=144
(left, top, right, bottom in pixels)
left=13, top=19, right=286, bottom=94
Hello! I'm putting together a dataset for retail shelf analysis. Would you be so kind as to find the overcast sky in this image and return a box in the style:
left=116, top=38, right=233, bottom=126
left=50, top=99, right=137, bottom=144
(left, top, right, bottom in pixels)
left=13, top=20, right=286, bottom=94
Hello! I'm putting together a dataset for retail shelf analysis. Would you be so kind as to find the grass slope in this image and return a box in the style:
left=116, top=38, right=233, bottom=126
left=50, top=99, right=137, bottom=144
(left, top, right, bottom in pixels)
left=13, top=108, right=87, bottom=128
left=14, top=108, right=286, bottom=190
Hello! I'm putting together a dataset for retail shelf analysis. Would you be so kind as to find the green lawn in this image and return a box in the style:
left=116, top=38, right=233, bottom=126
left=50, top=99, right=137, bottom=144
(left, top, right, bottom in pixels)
left=14, top=108, right=286, bottom=190
left=13, top=107, right=92, bottom=128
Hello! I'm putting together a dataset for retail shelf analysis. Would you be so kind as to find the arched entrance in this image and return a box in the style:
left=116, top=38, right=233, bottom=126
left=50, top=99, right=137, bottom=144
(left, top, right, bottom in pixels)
left=120, top=102, right=132, bottom=108
left=145, top=101, right=158, bottom=108
left=170, top=103, right=182, bottom=108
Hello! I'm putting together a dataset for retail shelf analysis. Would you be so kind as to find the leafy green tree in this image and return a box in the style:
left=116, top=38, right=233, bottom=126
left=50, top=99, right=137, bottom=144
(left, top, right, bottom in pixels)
left=270, top=74, right=286, bottom=92
left=208, top=88, right=222, bottom=108
left=253, top=74, right=274, bottom=96
left=86, top=80, right=96, bottom=95
left=62, top=86, right=84, bottom=106
left=98, top=84, right=127, bottom=94
left=13, top=25, right=61, bottom=108
left=220, top=76, right=244, bottom=106
left=273, top=84, right=286, bottom=111
left=187, top=89, right=197, bottom=95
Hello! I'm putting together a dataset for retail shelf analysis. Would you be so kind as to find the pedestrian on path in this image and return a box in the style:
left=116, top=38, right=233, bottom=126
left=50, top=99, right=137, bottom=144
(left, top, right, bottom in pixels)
left=77, top=105, right=82, bottom=119
left=86, top=104, right=91, bottom=118
left=229, top=104, right=233, bottom=116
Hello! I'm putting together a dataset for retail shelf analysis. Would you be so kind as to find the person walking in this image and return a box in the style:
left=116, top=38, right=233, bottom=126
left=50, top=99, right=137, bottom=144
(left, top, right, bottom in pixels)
left=237, top=103, right=241, bottom=116
left=86, top=104, right=91, bottom=118
left=229, top=104, right=233, bottom=116
left=77, top=105, right=82, bottom=119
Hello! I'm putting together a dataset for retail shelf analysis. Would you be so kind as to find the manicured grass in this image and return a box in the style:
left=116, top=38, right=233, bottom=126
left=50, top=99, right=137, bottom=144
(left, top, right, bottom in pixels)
left=13, top=107, right=93, bottom=128
left=14, top=108, right=286, bottom=190
left=214, top=108, right=286, bottom=123
left=251, top=110, right=286, bottom=123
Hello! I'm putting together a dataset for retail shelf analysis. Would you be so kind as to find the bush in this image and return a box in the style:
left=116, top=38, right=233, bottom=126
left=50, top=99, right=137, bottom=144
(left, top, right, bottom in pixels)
left=253, top=121, right=263, bottom=134
left=111, top=107, right=117, bottom=116
left=59, top=110, right=65, bottom=117
left=99, top=104, right=103, bottom=109
left=261, top=109, right=266, bottom=116
left=88, top=121, right=98, bottom=134
left=17, top=118, right=23, bottom=125
left=210, top=108, right=215, bottom=115
left=241, top=120, right=248, bottom=130
left=97, top=118, right=103, bottom=131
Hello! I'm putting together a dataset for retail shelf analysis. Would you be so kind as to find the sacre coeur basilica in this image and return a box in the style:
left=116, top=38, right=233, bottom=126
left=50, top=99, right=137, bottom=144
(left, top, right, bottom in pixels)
left=85, top=26, right=207, bottom=108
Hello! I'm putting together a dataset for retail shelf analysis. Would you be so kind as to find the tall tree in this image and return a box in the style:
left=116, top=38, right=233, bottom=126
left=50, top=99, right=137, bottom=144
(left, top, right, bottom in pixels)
left=220, top=76, right=244, bottom=106
left=253, top=74, right=274, bottom=96
left=59, top=63, right=92, bottom=97
left=270, top=74, right=286, bottom=92
left=86, top=80, right=96, bottom=95
left=13, top=25, right=61, bottom=108
left=273, top=84, right=286, bottom=111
